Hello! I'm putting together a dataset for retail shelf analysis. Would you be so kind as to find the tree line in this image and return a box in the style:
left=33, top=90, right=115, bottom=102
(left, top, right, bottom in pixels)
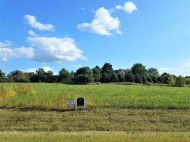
left=0, top=63, right=189, bottom=87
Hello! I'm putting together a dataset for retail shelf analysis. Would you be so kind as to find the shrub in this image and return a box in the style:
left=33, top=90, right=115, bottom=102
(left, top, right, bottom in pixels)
left=175, top=76, right=185, bottom=87
left=125, top=73, right=135, bottom=82
left=135, top=74, right=143, bottom=83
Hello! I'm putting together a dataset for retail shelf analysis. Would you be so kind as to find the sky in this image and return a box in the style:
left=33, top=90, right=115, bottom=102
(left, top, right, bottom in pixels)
left=0, top=0, right=190, bottom=76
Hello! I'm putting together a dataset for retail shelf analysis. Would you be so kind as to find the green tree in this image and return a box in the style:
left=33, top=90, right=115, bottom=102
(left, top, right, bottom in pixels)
left=125, top=73, right=135, bottom=82
left=36, top=68, right=46, bottom=82
left=168, top=75, right=175, bottom=86
left=131, top=63, right=148, bottom=77
left=58, top=68, right=70, bottom=83
left=160, top=72, right=170, bottom=84
left=92, top=66, right=101, bottom=82
left=134, top=74, right=143, bottom=83
left=111, top=73, right=118, bottom=82
left=141, top=75, right=148, bottom=84
left=75, top=67, right=93, bottom=84
left=8, top=70, right=26, bottom=82
left=175, top=75, right=185, bottom=87
left=148, top=68, right=159, bottom=78
left=45, top=71, right=54, bottom=83
left=0, top=70, right=6, bottom=82
left=101, top=63, right=115, bottom=83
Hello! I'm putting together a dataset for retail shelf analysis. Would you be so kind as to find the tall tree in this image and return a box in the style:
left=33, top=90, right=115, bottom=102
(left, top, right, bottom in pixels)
left=131, top=63, right=148, bottom=77
left=45, top=71, right=54, bottom=83
left=36, top=68, right=46, bottom=82
left=58, top=68, right=70, bottom=83
left=148, top=68, right=159, bottom=78
left=101, top=63, right=116, bottom=83
left=175, top=75, right=185, bottom=87
left=8, top=70, right=26, bottom=82
left=0, top=70, right=6, bottom=82
left=125, top=72, right=135, bottom=82
left=134, top=74, right=143, bottom=83
left=92, top=66, right=101, bottom=82
left=75, top=67, right=93, bottom=84
left=160, top=72, right=170, bottom=84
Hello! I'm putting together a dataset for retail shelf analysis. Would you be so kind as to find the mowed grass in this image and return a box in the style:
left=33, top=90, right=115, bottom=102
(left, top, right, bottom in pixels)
left=0, top=83, right=190, bottom=110
left=0, top=108, right=189, bottom=132
left=0, top=131, right=190, bottom=142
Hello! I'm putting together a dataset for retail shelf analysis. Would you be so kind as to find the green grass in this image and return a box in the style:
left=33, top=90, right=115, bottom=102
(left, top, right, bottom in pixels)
left=0, top=108, right=189, bottom=132
left=0, top=83, right=190, bottom=110
left=0, top=83, right=190, bottom=141
left=0, top=131, right=190, bottom=142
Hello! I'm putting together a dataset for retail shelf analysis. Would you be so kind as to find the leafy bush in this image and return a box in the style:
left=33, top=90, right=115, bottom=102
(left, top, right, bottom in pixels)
left=135, top=74, right=143, bottom=83
left=175, top=76, right=185, bottom=87
left=125, top=73, right=135, bottom=82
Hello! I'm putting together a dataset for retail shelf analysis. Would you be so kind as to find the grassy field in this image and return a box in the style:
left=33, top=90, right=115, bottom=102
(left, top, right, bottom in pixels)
left=0, top=83, right=190, bottom=110
left=0, top=131, right=190, bottom=142
left=0, top=83, right=190, bottom=141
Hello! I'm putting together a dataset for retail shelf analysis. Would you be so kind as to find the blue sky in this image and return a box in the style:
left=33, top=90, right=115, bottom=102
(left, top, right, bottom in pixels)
left=0, top=0, right=190, bottom=76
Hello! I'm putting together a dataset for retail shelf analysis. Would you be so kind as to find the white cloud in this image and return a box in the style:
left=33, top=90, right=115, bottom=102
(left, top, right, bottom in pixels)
left=115, top=5, right=122, bottom=10
left=23, top=67, right=53, bottom=73
left=183, top=62, right=190, bottom=68
left=0, top=40, right=34, bottom=62
left=77, top=7, right=120, bottom=35
left=24, top=15, right=54, bottom=31
left=70, top=65, right=82, bottom=68
left=116, top=2, right=137, bottom=14
left=81, top=8, right=85, bottom=11
left=23, top=68, right=37, bottom=73
left=27, top=36, right=86, bottom=63
left=41, top=66, right=53, bottom=72
left=158, top=60, right=190, bottom=76
left=28, top=30, right=38, bottom=37
left=0, top=40, right=12, bottom=48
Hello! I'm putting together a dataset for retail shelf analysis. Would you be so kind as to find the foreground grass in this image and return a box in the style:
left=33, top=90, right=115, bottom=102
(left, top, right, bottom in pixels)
left=0, top=83, right=190, bottom=110
left=0, top=108, right=189, bottom=132
left=0, top=131, right=190, bottom=142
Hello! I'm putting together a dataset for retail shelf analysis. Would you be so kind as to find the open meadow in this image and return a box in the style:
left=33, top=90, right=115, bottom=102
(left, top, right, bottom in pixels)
left=0, top=83, right=190, bottom=141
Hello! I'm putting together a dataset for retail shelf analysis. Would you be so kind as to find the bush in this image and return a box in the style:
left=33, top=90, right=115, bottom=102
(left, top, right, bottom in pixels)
left=125, top=73, right=135, bottom=82
left=135, top=74, right=143, bottom=83
left=175, top=76, right=185, bottom=87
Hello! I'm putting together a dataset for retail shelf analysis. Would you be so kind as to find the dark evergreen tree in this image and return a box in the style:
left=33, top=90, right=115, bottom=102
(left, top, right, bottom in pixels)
left=92, top=66, right=101, bottom=82
left=125, top=73, right=135, bottom=82
left=0, top=70, right=6, bottom=82
left=101, top=63, right=115, bottom=83
left=134, top=74, right=143, bottom=83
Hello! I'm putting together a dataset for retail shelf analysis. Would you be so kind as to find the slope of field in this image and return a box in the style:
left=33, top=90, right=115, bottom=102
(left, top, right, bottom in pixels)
left=0, top=83, right=190, bottom=110
left=0, top=131, right=190, bottom=142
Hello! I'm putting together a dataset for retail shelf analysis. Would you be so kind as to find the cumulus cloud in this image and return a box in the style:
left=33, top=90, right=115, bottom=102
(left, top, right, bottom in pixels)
left=24, top=15, right=54, bottom=31
left=77, top=7, right=120, bottom=35
left=23, top=68, right=37, bottom=73
left=158, top=60, right=190, bottom=76
left=23, top=67, right=53, bottom=73
left=0, top=40, right=12, bottom=48
left=0, top=40, right=34, bottom=62
left=28, top=30, right=38, bottom=37
left=41, top=66, right=53, bottom=72
left=115, top=2, right=137, bottom=14
left=27, top=36, right=86, bottom=63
